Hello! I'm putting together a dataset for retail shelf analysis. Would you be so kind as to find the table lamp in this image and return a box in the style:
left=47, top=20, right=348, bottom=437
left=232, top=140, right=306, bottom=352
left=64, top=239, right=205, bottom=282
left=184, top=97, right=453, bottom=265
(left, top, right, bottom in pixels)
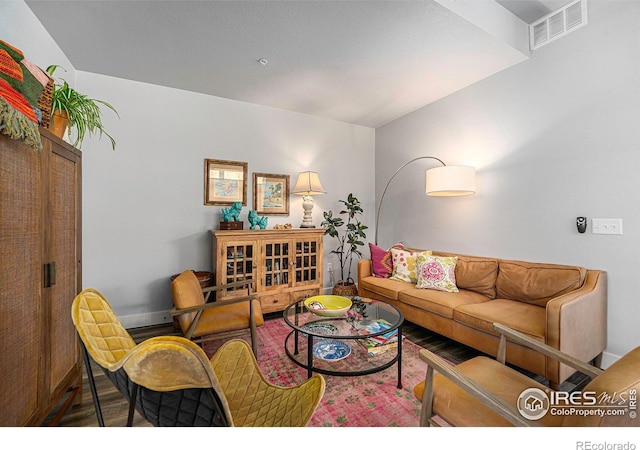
left=292, top=171, right=326, bottom=228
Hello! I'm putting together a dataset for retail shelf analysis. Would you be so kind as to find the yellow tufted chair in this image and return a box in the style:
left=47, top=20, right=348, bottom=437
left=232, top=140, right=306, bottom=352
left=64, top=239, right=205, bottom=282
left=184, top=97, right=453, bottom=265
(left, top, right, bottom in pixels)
left=209, top=338, right=326, bottom=426
left=72, top=288, right=325, bottom=427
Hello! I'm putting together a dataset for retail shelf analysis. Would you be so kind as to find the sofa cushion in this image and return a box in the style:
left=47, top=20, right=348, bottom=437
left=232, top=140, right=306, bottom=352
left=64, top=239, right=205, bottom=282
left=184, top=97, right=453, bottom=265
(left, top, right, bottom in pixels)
left=416, top=255, right=459, bottom=293
left=399, top=286, right=489, bottom=320
left=434, top=252, right=498, bottom=299
left=369, top=242, right=403, bottom=278
left=496, top=260, right=587, bottom=307
left=453, top=299, right=546, bottom=340
left=390, top=247, right=432, bottom=283
left=359, top=275, right=412, bottom=301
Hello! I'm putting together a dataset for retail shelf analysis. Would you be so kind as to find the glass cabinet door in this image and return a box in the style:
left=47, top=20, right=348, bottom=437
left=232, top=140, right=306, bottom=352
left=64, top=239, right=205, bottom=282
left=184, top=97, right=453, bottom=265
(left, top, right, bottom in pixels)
left=264, top=239, right=290, bottom=290
left=294, top=238, right=319, bottom=286
left=222, top=241, right=256, bottom=293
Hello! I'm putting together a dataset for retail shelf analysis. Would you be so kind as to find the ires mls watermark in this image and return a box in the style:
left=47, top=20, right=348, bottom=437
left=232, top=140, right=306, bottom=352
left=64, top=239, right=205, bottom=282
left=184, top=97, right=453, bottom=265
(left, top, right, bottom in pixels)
left=517, top=387, right=637, bottom=420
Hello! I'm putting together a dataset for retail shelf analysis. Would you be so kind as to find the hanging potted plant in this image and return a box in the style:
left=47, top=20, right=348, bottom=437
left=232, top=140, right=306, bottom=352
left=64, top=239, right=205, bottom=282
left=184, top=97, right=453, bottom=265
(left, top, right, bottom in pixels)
left=321, top=193, right=368, bottom=296
left=46, top=65, right=119, bottom=150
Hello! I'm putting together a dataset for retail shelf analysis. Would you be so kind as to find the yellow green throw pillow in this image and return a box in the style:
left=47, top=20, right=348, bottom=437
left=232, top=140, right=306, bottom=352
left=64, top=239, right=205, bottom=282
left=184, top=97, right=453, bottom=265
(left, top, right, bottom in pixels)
left=389, top=248, right=432, bottom=283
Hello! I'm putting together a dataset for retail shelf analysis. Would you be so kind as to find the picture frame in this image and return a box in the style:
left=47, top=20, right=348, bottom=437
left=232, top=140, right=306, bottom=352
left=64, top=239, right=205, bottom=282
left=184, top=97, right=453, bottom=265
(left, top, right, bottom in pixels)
left=204, top=159, right=248, bottom=206
left=253, top=172, right=290, bottom=215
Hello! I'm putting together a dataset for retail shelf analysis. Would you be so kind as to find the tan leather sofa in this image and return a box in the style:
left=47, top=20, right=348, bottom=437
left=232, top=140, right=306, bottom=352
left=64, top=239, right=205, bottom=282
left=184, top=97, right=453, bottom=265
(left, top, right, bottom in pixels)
left=357, top=251, right=607, bottom=387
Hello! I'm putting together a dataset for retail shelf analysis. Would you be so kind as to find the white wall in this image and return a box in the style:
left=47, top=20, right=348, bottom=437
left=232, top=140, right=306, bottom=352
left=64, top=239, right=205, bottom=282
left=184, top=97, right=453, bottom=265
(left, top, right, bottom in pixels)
left=2, top=0, right=375, bottom=328
left=375, top=0, right=640, bottom=364
left=76, top=73, right=375, bottom=327
left=0, top=1, right=75, bottom=84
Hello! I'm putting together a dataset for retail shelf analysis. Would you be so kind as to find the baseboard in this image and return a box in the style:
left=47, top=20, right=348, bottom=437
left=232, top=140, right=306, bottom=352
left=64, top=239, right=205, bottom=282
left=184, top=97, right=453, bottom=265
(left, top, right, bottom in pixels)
left=120, top=310, right=173, bottom=329
left=600, top=350, right=621, bottom=369
left=121, top=287, right=336, bottom=328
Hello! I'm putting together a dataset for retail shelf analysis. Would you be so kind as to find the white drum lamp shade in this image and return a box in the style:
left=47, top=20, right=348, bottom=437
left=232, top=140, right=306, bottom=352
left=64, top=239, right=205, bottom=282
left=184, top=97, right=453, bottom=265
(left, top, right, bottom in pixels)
left=426, top=165, right=476, bottom=196
left=374, top=156, right=476, bottom=244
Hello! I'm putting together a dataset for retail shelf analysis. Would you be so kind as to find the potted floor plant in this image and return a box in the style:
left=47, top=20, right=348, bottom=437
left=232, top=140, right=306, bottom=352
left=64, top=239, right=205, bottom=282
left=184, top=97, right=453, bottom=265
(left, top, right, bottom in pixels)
left=46, top=65, right=119, bottom=150
left=321, top=193, right=368, bottom=296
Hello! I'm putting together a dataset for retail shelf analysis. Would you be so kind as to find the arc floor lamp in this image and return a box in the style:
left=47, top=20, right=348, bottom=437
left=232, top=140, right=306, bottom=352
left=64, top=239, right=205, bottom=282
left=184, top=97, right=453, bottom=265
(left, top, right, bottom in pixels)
left=374, top=156, right=476, bottom=245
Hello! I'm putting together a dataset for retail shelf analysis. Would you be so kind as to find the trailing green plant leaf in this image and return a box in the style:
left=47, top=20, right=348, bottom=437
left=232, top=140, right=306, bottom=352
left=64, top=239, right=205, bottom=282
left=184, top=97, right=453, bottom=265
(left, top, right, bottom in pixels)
left=46, top=65, right=119, bottom=150
left=321, top=194, right=368, bottom=281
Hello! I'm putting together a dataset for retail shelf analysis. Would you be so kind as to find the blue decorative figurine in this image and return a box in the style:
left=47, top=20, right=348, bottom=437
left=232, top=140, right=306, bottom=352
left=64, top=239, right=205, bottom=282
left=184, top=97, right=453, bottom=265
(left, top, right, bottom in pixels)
left=222, top=201, right=243, bottom=222
left=248, top=210, right=268, bottom=230
left=258, top=215, right=268, bottom=230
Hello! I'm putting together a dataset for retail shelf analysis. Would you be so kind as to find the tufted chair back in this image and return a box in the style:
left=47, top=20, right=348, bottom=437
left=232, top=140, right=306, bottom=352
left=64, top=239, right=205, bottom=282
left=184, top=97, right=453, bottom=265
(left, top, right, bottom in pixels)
left=72, top=288, right=325, bottom=427
left=71, top=288, right=231, bottom=426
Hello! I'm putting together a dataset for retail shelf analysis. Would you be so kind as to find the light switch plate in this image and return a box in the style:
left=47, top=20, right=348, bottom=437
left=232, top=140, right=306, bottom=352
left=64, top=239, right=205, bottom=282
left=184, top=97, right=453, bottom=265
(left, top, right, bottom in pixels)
left=592, top=218, right=623, bottom=235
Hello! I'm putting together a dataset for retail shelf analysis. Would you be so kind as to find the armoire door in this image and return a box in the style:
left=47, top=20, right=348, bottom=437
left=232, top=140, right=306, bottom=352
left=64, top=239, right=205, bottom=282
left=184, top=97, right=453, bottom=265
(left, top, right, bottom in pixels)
left=43, top=134, right=82, bottom=413
left=0, top=135, right=44, bottom=426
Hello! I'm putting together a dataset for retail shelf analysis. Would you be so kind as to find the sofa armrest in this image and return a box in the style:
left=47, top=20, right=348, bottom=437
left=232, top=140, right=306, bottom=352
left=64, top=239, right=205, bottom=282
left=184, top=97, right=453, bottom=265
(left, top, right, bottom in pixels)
left=545, top=270, right=607, bottom=375
left=494, top=323, right=603, bottom=379
left=357, top=259, right=372, bottom=285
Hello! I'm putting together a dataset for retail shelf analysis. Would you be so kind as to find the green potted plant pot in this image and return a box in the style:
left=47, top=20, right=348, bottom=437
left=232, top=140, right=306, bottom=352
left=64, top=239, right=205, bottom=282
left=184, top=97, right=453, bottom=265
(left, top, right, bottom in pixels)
left=46, top=65, right=119, bottom=150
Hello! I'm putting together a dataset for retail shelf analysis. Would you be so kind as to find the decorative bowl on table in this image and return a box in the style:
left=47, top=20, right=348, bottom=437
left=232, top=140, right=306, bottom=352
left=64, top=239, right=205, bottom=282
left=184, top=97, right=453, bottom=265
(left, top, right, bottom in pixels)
left=312, top=340, right=351, bottom=361
left=301, top=322, right=339, bottom=337
left=304, top=295, right=352, bottom=317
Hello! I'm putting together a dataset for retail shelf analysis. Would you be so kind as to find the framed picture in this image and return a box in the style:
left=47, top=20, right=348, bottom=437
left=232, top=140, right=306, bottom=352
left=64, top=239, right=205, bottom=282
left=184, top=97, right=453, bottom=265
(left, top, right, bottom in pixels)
left=253, top=172, right=290, bottom=215
left=204, top=159, right=248, bottom=205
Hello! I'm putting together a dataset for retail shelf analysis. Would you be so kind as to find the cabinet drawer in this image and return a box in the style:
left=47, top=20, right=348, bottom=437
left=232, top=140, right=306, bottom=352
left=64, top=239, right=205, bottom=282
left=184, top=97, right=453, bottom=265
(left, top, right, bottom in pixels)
left=259, top=292, right=291, bottom=313
left=291, top=288, right=321, bottom=303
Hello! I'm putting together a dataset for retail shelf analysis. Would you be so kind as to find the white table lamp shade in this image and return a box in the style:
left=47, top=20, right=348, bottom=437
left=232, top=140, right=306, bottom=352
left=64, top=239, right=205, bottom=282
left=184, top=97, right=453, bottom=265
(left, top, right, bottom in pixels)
left=292, top=171, right=326, bottom=195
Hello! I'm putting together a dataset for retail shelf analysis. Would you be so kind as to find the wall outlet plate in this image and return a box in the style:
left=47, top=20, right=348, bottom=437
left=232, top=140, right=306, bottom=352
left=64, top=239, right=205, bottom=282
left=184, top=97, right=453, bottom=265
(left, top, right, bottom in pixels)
left=592, top=218, right=623, bottom=235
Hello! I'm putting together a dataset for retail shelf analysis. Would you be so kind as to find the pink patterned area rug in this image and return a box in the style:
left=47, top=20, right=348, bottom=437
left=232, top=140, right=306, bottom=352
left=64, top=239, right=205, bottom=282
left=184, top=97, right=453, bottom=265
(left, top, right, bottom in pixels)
left=203, top=318, right=431, bottom=427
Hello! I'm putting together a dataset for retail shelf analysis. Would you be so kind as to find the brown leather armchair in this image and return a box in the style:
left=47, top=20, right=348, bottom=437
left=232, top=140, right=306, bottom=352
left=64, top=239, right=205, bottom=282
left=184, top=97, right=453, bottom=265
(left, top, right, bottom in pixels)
left=414, top=322, right=640, bottom=427
left=170, top=269, right=264, bottom=355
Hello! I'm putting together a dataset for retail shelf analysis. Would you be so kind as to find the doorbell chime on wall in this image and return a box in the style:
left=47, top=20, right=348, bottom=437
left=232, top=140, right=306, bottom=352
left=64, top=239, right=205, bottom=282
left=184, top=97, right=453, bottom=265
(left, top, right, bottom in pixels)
left=577, top=217, right=587, bottom=233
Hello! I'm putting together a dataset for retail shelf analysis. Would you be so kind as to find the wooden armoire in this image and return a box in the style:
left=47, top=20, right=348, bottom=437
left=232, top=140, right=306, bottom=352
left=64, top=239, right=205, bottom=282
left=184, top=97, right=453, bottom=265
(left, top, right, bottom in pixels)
left=0, top=128, right=82, bottom=426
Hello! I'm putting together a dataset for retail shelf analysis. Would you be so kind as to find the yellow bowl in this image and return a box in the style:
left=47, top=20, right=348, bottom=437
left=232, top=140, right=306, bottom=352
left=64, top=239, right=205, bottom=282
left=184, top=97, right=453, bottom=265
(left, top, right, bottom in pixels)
left=304, top=295, right=353, bottom=317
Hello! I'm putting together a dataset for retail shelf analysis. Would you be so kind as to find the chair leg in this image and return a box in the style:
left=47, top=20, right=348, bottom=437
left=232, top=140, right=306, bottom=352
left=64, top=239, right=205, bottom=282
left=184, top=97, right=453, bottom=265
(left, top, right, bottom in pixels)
left=127, top=383, right=139, bottom=427
left=420, top=366, right=435, bottom=427
left=249, top=299, right=258, bottom=356
left=592, top=352, right=604, bottom=369
left=81, top=342, right=105, bottom=427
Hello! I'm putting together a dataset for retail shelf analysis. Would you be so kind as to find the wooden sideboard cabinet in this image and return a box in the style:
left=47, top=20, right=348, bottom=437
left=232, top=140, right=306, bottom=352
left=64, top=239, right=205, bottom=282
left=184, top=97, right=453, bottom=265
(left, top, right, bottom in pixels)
left=0, top=129, right=82, bottom=426
left=211, top=228, right=324, bottom=313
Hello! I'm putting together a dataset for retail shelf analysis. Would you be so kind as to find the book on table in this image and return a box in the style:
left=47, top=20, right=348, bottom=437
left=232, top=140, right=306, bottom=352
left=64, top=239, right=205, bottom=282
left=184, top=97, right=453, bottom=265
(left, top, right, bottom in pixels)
left=353, top=318, right=400, bottom=356
left=357, top=338, right=398, bottom=356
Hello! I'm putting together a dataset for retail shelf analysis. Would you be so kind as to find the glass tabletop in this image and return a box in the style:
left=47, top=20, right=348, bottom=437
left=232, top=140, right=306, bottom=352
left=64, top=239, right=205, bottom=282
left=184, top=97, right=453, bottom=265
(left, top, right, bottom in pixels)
left=283, top=295, right=403, bottom=340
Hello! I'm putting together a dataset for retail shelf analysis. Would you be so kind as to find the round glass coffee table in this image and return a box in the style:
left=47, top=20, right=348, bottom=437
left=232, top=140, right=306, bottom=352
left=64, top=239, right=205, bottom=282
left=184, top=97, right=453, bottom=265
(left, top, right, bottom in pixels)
left=283, top=296, right=405, bottom=388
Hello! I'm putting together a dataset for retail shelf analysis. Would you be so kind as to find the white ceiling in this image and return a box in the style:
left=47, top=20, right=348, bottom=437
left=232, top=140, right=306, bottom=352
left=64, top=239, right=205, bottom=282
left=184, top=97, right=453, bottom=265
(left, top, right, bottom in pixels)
left=25, top=0, right=571, bottom=128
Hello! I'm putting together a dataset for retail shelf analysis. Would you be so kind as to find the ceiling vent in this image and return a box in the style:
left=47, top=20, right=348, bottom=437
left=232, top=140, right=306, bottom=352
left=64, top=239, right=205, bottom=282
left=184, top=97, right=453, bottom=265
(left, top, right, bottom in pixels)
left=530, top=0, right=588, bottom=51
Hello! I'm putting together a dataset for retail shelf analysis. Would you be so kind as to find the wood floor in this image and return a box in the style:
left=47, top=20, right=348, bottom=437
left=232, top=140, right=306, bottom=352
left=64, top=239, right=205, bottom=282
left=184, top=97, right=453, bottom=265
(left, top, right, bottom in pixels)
left=45, top=314, right=590, bottom=427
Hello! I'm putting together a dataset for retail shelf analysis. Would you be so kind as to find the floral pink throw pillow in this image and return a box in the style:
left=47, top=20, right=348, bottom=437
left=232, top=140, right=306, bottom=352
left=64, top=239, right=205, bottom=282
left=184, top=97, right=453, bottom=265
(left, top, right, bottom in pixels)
left=369, top=242, right=403, bottom=278
left=416, top=255, right=459, bottom=292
